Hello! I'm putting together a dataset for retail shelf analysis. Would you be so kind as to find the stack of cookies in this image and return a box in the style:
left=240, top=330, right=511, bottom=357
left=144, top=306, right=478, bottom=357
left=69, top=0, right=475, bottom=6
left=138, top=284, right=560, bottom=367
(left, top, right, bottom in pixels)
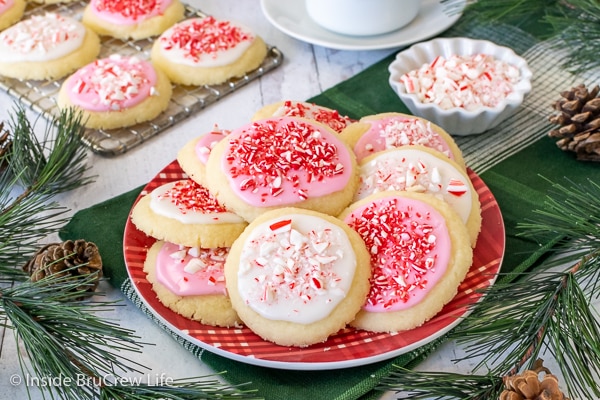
left=131, top=102, right=482, bottom=347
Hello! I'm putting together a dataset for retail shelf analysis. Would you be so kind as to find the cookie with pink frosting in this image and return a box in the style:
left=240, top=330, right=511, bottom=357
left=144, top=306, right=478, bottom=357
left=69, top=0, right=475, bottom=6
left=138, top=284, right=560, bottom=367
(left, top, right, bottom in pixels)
left=144, top=241, right=241, bottom=327
left=205, top=116, right=360, bottom=222
left=252, top=100, right=356, bottom=134
left=82, top=0, right=184, bottom=40
left=341, top=112, right=465, bottom=167
left=177, top=127, right=230, bottom=187
left=57, top=54, right=172, bottom=130
left=150, top=16, right=268, bottom=86
left=131, top=179, right=247, bottom=248
left=0, top=13, right=100, bottom=81
left=225, top=207, right=371, bottom=346
left=339, top=191, right=473, bottom=333
left=0, top=0, right=25, bottom=32
left=356, top=145, right=481, bottom=246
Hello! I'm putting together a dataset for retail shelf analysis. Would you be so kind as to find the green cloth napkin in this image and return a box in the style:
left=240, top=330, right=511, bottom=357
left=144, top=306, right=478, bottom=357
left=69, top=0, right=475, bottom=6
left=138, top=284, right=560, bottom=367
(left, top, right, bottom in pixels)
left=59, top=17, right=598, bottom=400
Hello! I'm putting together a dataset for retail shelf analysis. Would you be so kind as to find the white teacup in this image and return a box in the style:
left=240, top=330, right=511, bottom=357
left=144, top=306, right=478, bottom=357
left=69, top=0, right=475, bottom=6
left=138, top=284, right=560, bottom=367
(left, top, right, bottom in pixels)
left=306, top=0, right=421, bottom=36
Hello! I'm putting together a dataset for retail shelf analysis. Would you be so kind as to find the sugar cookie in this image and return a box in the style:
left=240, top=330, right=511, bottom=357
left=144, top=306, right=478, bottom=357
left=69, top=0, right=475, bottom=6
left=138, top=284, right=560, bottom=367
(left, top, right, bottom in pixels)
left=131, top=179, right=247, bottom=248
left=82, top=0, right=184, bottom=40
left=252, top=100, right=355, bottom=133
left=177, top=128, right=229, bottom=187
left=0, top=13, right=100, bottom=81
left=340, top=191, right=473, bottom=333
left=225, top=208, right=371, bottom=346
left=144, top=241, right=240, bottom=327
left=151, top=16, right=268, bottom=86
left=356, top=146, right=481, bottom=246
left=341, top=112, right=465, bottom=167
left=205, top=116, right=359, bottom=221
left=57, top=54, right=172, bottom=130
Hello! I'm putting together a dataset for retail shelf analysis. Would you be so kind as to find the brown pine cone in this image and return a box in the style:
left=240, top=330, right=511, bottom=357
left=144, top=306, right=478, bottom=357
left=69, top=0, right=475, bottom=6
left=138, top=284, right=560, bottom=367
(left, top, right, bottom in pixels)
left=23, top=239, right=103, bottom=299
left=548, top=83, right=600, bottom=162
left=499, top=359, right=569, bottom=400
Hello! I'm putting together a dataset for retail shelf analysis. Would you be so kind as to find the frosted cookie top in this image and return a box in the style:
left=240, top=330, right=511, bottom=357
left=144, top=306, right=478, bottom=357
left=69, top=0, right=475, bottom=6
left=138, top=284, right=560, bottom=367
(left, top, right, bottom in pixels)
left=237, top=214, right=357, bottom=324
left=89, top=0, right=172, bottom=25
left=269, top=101, right=355, bottom=133
left=149, top=179, right=244, bottom=224
left=356, top=147, right=472, bottom=223
left=0, top=0, right=14, bottom=15
left=156, top=16, right=255, bottom=67
left=0, top=13, right=86, bottom=63
left=194, top=129, right=229, bottom=165
left=65, top=55, right=159, bottom=112
left=221, top=117, right=355, bottom=207
left=353, top=115, right=454, bottom=162
left=343, top=194, right=452, bottom=312
left=155, top=241, right=228, bottom=296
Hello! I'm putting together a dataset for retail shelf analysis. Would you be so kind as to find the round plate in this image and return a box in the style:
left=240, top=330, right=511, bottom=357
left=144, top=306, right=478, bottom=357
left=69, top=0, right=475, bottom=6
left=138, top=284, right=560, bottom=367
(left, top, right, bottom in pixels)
left=124, top=160, right=504, bottom=370
left=260, top=0, right=466, bottom=51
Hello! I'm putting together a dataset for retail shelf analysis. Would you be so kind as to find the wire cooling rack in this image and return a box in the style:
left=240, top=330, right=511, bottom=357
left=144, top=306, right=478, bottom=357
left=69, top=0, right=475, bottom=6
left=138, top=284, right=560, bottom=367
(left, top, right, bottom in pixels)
left=0, top=1, right=284, bottom=156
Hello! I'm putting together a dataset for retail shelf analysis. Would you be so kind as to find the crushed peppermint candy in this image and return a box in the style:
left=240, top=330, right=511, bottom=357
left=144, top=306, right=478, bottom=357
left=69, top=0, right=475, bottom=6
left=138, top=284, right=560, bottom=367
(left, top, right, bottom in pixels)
left=346, top=198, right=441, bottom=309
left=226, top=118, right=345, bottom=201
left=70, top=55, right=157, bottom=111
left=160, top=179, right=228, bottom=214
left=93, top=0, right=166, bottom=20
left=243, top=219, right=345, bottom=305
left=275, top=101, right=355, bottom=133
left=160, top=16, right=253, bottom=62
left=399, top=53, right=521, bottom=111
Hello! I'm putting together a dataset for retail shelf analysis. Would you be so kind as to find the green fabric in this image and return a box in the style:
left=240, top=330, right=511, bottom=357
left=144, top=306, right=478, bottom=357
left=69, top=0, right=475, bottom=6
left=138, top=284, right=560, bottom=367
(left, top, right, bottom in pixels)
left=59, top=13, right=599, bottom=400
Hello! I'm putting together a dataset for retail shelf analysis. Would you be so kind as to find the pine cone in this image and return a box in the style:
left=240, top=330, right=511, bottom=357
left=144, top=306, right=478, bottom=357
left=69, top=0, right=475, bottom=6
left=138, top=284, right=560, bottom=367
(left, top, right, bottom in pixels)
left=548, top=83, right=600, bottom=162
left=23, top=239, right=103, bottom=298
left=500, top=359, right=569, bottom=400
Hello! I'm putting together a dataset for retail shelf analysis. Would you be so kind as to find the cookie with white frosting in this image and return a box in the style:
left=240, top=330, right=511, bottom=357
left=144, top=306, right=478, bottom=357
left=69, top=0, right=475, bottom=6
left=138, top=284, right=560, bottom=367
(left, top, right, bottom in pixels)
left=82, top=0, right=184, bottom=40
left=131, top=179, right=247, bottom=248
left=356, top=145, right=481, bottom=246
left=340, top=191, right=473, bottom=333
left=144, top=241, right=241, bottom=327
left=0, top=13, right=100, bottom=81
left=252, top=100, right=355, bottom=133
left=57, top=54, right=172, bottom=130
left=225, top=208, right=371, bottom=347
left=150, top=16, right=268, bottom=86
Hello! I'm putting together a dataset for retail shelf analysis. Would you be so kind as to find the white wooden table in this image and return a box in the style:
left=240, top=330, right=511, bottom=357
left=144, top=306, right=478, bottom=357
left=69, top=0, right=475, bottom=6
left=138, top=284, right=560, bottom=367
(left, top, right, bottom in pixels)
left=0, top=1, right=577, bottom=399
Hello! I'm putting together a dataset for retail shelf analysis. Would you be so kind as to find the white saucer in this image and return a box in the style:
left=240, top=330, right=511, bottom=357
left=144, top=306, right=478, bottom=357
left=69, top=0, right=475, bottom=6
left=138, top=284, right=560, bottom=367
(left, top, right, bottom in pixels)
left=260, top=0, right=465, bottom=51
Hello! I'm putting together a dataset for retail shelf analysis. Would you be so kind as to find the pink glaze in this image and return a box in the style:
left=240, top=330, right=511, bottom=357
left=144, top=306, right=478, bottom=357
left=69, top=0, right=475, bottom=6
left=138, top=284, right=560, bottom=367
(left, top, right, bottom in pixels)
left=354, top=116, right=454, bottom=162
left=271, top=100, right=355, bottom=133
left=89, top=0, right=171, bottom=25
left=155, top=241, right=228, bottom=296
left=221, top=117, right=354, bottom=207
left=194, top=130, right=229, bottom=165
left=0, top=0, right=14, bottom=15
left=343, top=195, right=451, bottom=312
left=65, top=55, right=158, bottom=112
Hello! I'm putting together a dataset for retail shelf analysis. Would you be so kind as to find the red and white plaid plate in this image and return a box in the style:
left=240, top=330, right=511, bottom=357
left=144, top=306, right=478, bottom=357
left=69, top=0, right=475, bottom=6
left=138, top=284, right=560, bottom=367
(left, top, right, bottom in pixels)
left=124, top=160, right=504, bottom=370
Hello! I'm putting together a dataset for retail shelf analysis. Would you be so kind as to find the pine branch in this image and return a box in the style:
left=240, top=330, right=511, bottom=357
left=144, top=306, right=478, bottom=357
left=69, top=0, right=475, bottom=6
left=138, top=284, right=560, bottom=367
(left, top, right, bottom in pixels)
left=464, top=0, right=600, bottom=71
left=377, top=178, right=600, bottom=399
left=1, top=105, right=261, bottom=399
left=377, top=368, right=502, bottom=399
left=0, top=105, right=93, bottom=274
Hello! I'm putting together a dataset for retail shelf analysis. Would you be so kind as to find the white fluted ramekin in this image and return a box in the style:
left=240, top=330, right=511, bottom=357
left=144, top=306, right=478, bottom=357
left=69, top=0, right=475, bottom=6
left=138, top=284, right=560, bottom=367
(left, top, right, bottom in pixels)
left=388, top=37, right=532, bottom=136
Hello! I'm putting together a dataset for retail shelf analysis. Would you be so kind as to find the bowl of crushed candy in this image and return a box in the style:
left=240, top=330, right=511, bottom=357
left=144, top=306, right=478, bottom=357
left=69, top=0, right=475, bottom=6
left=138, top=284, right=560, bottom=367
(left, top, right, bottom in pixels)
left=388, top=37, right=532, bottom=135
